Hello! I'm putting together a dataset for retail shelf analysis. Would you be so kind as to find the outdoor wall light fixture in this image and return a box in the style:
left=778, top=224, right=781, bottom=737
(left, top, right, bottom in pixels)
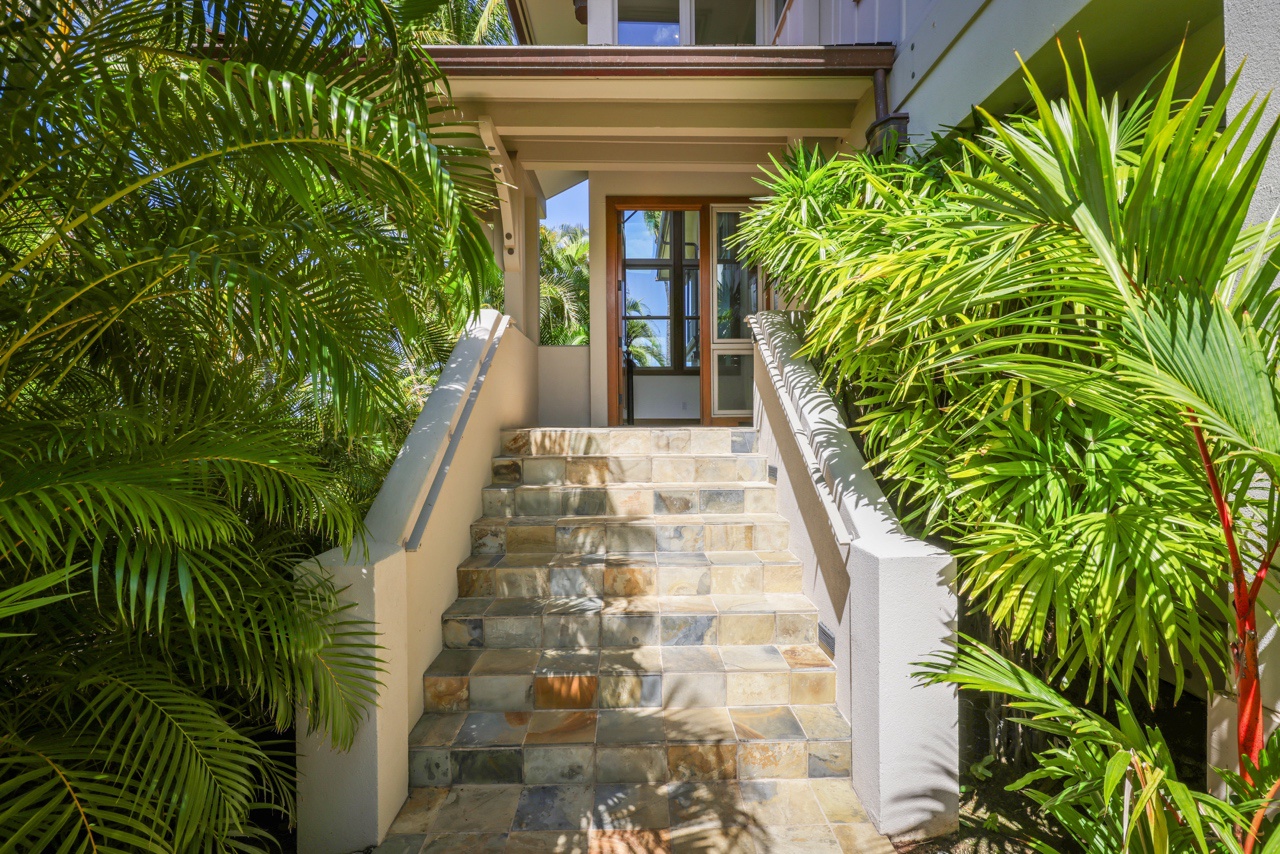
left=573, top=0, right=587, bottom=24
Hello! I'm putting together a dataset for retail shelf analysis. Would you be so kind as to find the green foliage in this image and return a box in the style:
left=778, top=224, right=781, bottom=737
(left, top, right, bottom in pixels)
left=540, top=225, right=590, bottom=346
left=739, top=117, right=1231, bottom=703
left=740, top=40, right=1280, bottom=851
left=0, top=0, right=496, bottom=849
left=921, top=644, right=1249, bottom=854
left=405, top=0, right=515, bottom=45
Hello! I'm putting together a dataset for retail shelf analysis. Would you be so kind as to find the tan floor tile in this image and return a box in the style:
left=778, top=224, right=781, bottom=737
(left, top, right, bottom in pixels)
left=388, top=787, right=449, bottom=834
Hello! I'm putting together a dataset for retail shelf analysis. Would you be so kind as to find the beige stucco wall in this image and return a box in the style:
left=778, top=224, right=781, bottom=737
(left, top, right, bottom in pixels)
left=297, top=313, right=537, bottom=853
left=587, top=170, right=766, bottom=425
left=538, top=345, right=592, bottom=426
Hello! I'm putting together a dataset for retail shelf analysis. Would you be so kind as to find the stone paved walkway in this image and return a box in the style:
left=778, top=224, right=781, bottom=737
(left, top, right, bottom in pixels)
left=377, top=778, right=893, bottom=852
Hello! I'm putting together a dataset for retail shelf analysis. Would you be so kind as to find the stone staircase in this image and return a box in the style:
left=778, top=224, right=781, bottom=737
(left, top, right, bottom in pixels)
left=383, top=428, right=882, bottom=852
left=410, top=426, right=850, bottom=787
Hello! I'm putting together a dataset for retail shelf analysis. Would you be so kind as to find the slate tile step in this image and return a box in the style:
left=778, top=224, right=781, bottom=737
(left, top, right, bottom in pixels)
left=379, top=778, right=894, bottom=853
left=500, top=428, right=759, bottom=458
left=490, top=455, right=771, bottom=487
left=406, top=705, right=854, bottom=787
left=422, top=643, right=836, bottom=712
left=469, top=514, right=791, bottom=555
left=439, top=596, right=820, bottom=652
left=481, top=482, right=778, bottom=518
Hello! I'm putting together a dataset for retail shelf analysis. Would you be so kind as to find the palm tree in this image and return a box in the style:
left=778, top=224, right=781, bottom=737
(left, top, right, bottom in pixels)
left=408, top=0, right=515, bottom=45
left=0, top=0, right=496, bottom=848
left=540, top=225, right=590, bottom=345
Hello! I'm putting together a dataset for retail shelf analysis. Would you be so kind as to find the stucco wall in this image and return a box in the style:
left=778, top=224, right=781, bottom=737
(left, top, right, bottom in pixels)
left=751, top=312, right=958, bottom=840
left=538, top=345, right=591, bottom=426
left=297, top=313, right=537, bottom=853
left=1225, top=0, right=1280, bottom=225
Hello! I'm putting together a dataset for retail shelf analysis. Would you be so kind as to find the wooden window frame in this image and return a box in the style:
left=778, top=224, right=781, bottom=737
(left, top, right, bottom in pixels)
left=606, top=196, right=753, bottom=426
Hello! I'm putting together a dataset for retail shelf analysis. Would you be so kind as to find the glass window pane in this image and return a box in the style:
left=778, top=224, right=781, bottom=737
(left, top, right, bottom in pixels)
left=622, top=210, right=674, bottom=261
left=773, top=0, right=786, bottom=28
left=624, top=268, right=671, bottom=317
left=715, top=211, right=758, bottom=340
left=684, top=320, right=700, bottom=368
left=695, top=0, right=756, bottom=45
left=618, top=0, right=680, bottom=45
left=684, top=211, right=700, bottom=261
left=716, top=353, right=754, bottom=412
left=628, top=319, right=671, bottom=368
left=684, top=269, right=699, bottom=318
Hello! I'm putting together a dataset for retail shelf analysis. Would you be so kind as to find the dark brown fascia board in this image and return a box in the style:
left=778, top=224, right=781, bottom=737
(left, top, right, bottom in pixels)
left=429, top=44, right=896, bottom=77
left=503, top=0, right=531, bottom=45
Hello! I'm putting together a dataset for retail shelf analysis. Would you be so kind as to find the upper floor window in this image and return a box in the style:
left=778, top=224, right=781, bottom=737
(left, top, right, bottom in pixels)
left=618, top=0, right=680, bottom=45
left=615, top=0, right=760, bottom=46
left=694, top=0, right=756, bottom=45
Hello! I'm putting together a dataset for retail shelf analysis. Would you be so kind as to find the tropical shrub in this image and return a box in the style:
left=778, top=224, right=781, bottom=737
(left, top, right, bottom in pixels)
left=740, top=44, right=1280, bottom=851
left=0, top=0, right=495, bottom=849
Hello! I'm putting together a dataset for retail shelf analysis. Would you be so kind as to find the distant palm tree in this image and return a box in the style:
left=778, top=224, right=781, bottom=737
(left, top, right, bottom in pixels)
left=540, top=226, right=590, bottom=345
left=408, top=0, right=514, bottom=45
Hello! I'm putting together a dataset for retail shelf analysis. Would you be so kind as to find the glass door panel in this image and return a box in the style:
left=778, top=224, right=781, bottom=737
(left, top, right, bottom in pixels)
left=618, top=208, right=700, bottom=423
left=714, top=210, right=758, bottom=341
left=709, top=207, right=760, bottom=417
left=714, top=353, right=754, bottom=412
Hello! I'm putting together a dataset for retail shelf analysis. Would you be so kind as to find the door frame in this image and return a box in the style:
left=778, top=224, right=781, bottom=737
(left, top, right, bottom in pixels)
left=605, top=196, right=754, bottom=426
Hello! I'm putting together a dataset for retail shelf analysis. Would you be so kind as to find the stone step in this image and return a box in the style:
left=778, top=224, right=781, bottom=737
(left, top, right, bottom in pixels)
left=470, top=514, right=791, bottom=555
left=491, top=454, right=770, bottom=487
left=501, top=428, right=758, bottom=458
left=440, top=595, right=818, bottom=653
left=407, top=703, right=852, bottom=787
left=482, top=482, right=777, bottom=518
left=424, top=643, right=835, bottom=715
left=457, top=551, right=804, bottom=599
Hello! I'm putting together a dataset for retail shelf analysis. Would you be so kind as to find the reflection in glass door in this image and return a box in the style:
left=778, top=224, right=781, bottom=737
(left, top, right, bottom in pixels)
left=618, top=209, right=700, bottom=424
left=711, top=208, right=759, bottom=419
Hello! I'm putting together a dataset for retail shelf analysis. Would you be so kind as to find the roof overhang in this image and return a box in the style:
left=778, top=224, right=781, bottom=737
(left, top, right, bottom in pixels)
left=432, top=44, right=895, bottom=77
left=431, top=45, right=890, bottom=181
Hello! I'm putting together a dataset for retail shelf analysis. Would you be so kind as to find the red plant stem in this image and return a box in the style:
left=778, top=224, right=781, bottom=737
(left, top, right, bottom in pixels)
left=1244, top=774, right=1280, bottom=854
left=1190, top=411, right=1263, bottom=776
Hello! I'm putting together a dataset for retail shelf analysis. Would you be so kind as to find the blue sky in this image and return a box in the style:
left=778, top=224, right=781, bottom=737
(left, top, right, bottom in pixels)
left=543, top=180, right=589, bottom=230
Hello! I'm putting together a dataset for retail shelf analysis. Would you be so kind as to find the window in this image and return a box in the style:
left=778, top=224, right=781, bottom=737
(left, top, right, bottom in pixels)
left=621, top=209, right=700, bottom=373
left=618, top=0, right=680, bottom=45
left=772, top=0, right=787, bottom=29
left=695, top=0, right=756, bottom=45
left=616, top=0, right=760, bottom=46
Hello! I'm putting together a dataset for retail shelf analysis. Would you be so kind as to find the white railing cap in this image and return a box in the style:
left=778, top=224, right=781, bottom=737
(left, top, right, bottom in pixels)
left=364, top=309, right=505, bottom=546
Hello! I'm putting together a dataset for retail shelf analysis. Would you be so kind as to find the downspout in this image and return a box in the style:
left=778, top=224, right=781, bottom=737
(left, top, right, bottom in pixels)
left=873, top=67, right=890, bottom=122
left=867, top=66, right=909, bottom=156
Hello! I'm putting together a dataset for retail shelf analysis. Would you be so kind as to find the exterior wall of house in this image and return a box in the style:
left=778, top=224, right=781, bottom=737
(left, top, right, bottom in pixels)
left=1225, top=0, right=1280, bottom=224
left=538, top=345, right=592, bottom=426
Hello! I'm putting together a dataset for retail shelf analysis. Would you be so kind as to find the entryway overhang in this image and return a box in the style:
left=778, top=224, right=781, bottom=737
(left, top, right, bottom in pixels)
left=430, top=45, right=893, bottom=174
